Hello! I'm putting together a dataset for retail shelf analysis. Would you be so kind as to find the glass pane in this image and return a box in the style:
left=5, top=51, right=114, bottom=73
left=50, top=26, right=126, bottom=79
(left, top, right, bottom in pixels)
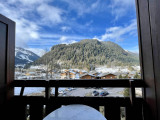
left=11, top=0, right=140, bottom=81
left=23, top=87, right=45, bottom=96
left=1, top=0, right=141, bottom=95
left=57, top=87, right=126, bottom=97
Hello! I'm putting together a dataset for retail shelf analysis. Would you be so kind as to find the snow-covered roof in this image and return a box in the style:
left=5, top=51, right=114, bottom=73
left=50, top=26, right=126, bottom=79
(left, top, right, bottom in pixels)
left=80, top=73, right=95, bottom=77
left=69, top=71, right=76, bottom=74
left=89, top=70, right=98, bottom=75
left=98, top=73, right=117, bottom=77
left=81, top=70, right=87, bottom=73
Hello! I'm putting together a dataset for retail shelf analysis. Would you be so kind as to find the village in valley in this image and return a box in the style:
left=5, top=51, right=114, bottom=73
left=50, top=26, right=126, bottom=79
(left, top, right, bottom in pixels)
left=15, top=65, right=141, bottom=80
left=14, top=39, right=142, bottom=97
left=14, top=65, right=141, bottom=97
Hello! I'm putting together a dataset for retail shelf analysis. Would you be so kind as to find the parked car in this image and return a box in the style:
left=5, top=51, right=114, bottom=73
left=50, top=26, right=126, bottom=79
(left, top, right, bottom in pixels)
left=58, top=91, right=64, bottom=94
left=63, top=91, right=67, bottom=95
left=66, top=88, right=72, bottom=91
left=58, top=90, right=66, bottom=95
left=92, top=91, right=99, bottom=96
left=100, top=91, right=109, bottom=96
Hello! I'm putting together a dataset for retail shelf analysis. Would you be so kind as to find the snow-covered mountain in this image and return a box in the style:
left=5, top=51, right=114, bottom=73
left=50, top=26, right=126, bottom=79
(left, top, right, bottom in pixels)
left=15, top=47, right=40, bottom=66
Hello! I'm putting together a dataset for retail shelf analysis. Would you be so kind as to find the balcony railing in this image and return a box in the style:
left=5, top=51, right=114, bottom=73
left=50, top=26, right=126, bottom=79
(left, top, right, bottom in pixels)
left=11, top=79, right=145, bottom=120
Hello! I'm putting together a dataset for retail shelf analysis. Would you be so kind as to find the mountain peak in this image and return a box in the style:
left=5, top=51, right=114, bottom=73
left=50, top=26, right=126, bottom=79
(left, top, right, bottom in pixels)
left=15, top=47, right=40, bottom=66
left=33, top=40, right=139, bottom=70
left=79, top=39, right=101, bottom=44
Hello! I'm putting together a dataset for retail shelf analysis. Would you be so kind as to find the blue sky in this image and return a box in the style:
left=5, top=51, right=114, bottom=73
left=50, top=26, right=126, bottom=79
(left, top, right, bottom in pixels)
left=0, top=0, right=139, bottom=56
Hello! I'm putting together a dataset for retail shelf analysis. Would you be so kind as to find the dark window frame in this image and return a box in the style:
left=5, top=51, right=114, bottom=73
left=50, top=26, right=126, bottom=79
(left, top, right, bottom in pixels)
left=1, top=0, right=160, bottom=119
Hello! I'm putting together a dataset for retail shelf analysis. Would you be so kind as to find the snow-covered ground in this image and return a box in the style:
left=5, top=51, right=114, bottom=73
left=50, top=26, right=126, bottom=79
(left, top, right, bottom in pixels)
left=14, top=87, right=73, bottom=96
left=30, top=65, right=47, bottom=70
left=14, top=87, right=142, bottom=97
left=14, top=87, right=45, bottom=95
left=95, top=66, right=140, bottom=73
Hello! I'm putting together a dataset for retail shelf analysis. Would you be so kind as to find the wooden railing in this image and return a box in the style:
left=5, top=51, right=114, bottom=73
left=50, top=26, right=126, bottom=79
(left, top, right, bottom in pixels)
left=11, top=79, right=145, bottom=120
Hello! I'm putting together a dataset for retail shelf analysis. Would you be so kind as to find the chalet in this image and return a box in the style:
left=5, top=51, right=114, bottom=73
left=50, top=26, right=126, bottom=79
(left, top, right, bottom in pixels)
left=60, top=72, right=67, bottom=79
left=75, top=73, right=80, bottom=79
left=48, top=70, right=55, bottom=76
left=79, top=70, right=87, bottom=75
left=98, top=73, right=117, bottom=79
left=69, top=71, right=76, bottom=79
left=26, top=72, right=36, bottom=76
left=128, top=71, right=137, bottom=79
left=60, top=70, right=77, bottom=79
left=80, top=73, right=96, bottom=79
left=64, top=69, right=69, bottom=72
left=36, top=69, right=46, bottom=75
left=89, top=70, right=99, bottom=76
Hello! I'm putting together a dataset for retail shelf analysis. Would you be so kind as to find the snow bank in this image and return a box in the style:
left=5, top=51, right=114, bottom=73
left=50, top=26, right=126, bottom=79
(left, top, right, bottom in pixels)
left=14, top=87, right=45, bottom=95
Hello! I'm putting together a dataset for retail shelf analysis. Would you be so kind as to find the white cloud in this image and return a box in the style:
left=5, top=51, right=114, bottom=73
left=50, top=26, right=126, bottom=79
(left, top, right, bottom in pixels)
left=61, top=26, right=71, bottom=32
left=40, top=33, right=87, bottom=40
left=62, top=0, right=102, bottom=16
left=37, top=4, right=64, bottom=25
left=7, top=0, right=52, bottom=6
left=0, top=2, right=40, bottom=47
left=85, top=20, right=93, bottom=26
left=26, top=48, right=46, bottom=57
left=59, top=36, right=68, bottom=42
left=70, top=40, right=77, bottom=44
left=126, top=46, right=139, bottom=53
left=92, top=36, right=101, bottom=41
left=110, top=0, right=135, bottom=20
left=15, top=18, right=40, bottom=47
left=5, top=0, right=64, bottom=26
left=91, top=0, right=100, bottom=9
left=100, top=19, right=137, bottom=42
left=61, top=40, right=78, bottom=45
left=59, top=36, right=78, bottom=44
left=0, top=0, right=65, bottom=47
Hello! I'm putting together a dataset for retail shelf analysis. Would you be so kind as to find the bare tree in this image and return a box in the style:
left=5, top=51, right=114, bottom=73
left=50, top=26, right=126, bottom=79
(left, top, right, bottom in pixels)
left=44, top=48, right=49, bottom=80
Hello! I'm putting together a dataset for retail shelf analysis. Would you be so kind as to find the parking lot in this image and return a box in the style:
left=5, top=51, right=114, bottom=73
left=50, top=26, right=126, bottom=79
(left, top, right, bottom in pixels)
left=59, top=88, right=124, bottom=97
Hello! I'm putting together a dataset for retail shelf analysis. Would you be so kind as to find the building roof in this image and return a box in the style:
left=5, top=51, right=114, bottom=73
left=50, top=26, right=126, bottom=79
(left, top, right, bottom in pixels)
left=89, top=70, right=99, bottom=75
left=80, top=73, right=95, bottom=78
left=98, top=73, right=117, bottom=77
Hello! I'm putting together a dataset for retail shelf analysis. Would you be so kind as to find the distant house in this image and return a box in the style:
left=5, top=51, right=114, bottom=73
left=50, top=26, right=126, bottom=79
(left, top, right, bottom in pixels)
left=69, top=71, right=76, bottom=79
left=61, top=72, right=67, bottom=79
left=79, top=70, right=87, bottom=75
left=60, top=71, right=77, bottom=79
left=80, top=73, right=96, bottom=79
left=75, top=73, right=80, bottom=79
left=98, top=73, right=117, bottom=79
left=89, top=71, right=99, bottom=76
left=36, top=69, right=45, bottom=75
left=128, top=71, right=137, bottom=78
left=64, top=69, right=69, bottom=72
left=26, top=72, right=36, bottom=76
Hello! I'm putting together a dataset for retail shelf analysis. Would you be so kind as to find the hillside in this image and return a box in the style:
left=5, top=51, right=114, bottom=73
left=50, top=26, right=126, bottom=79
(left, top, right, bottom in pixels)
left=15, top=47, right=40, bottom=66
left=31, top=39, right=139, bottom=70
